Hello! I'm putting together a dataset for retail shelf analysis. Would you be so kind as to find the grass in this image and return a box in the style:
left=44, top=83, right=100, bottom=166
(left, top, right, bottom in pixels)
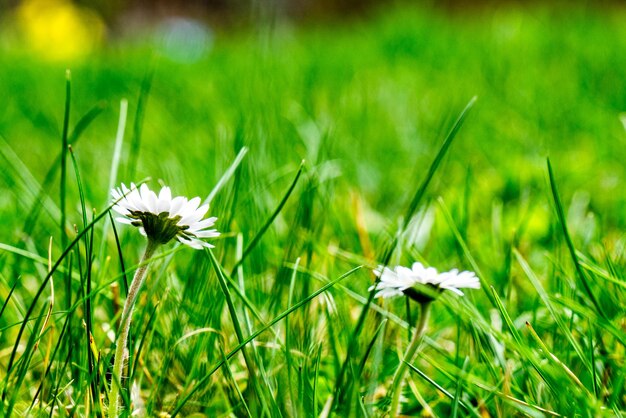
left=1, top=2, right=626, bottom=416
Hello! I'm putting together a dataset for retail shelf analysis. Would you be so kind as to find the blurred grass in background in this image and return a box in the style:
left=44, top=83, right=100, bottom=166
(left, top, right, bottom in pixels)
left=1, top=0, right=626, bottom=416
left=0, top=2, right=625, bottom=251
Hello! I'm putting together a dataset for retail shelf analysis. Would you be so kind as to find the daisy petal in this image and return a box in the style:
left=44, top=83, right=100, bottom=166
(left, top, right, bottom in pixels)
left=111, top=183, right=220, bottom=249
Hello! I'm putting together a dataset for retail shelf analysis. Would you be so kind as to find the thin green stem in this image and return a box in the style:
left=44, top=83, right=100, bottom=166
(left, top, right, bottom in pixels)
left=108, top=239, right=159, bottom=418
left=389, top=301, right=432, bottom=417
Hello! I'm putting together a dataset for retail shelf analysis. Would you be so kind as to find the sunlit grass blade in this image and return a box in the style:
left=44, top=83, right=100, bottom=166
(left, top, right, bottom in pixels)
left=546, top=158, right=605, bottom=319
left=489, top=286, right=522, bottom=346
left=490, top=286, right=558, bottom=397
left=525, top=321, right=590, bottom=394
left=574, top=254, right=626, bottom=294
left=60, top=69, right=71, bottom=250
left=233, top=234, right=281, bottom=413
left=98, top=99, right=129, bottom=265
left=514, top=249, right=591, bottom=372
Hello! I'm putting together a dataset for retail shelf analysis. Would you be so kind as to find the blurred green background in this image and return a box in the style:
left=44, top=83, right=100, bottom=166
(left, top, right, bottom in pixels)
left=1, top=0, right=625, bottom=256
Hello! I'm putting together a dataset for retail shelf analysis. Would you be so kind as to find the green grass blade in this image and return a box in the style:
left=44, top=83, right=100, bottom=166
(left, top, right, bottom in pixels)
left=68, top=147, right=88, bottom=232
left=230, top=160, right=304, bottom=275
left=546, top=158, right=605, bottom=319
left=490, top=286, right=523, bottom=347
left=285, top=257, right=300, bottom=417
left=204, top=146, right=248, bottom=206
left=130, top=301, right=160, bottom=382
left=0, top=277, right=19, bottom=321
left=357, top=318, right=387, bottom=381
left=451, top=357, right=469, bottom=418
left=218, top=341, right=253, bottom=417
left=108, top=211, right=129, bottom=294
left=514, top=249, right=591, bottom=372
left=402, top=96, right=477, bottom=230
left=525, top=321, right=590, bottom=395
left=68, top=101, right=107, bottom=144
left=206, top=248, right=273, bottom=416
left=312, top=343, right=323, bottom=418
left=107, top=99, right=128, bottom=199
left=98, top=99, right=129, bottom=265
left=588, top=325, right=599, bottom=397
left=85, top=211, right=101, bottom=413
left=490, top=286, right=557, bottom=396
left=127, top=64, right=154, bottom=181
left=404, top=361, right=472, bottom=413
left=170, top=265, right=361, bottom=416
left=60, top=70, right=71, bottom=250
left=69, top=144, right=100, bottom=407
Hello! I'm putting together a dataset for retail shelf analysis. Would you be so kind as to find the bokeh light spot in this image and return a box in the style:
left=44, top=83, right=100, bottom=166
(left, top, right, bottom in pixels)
left=16, top=0, right=105, bottom=61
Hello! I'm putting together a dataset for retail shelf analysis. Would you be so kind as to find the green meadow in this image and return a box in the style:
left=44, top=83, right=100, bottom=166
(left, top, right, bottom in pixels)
left=1, top=3, right=626, bottom=416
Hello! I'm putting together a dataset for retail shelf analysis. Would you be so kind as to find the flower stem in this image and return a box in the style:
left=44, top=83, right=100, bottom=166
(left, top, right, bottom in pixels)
left=389, top=301, right=432, bottom=417
left=108, top=239, right=158, bottom=418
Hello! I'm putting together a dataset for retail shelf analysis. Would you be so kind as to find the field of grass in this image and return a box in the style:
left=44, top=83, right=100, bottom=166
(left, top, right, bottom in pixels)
left=1, top=2, right=626, bottom=417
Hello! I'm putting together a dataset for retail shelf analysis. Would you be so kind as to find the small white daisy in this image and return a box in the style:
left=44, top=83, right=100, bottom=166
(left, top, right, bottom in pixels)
left=370, top=261, right=479, bottom=300
left=111, top=183, right=220, bottom=249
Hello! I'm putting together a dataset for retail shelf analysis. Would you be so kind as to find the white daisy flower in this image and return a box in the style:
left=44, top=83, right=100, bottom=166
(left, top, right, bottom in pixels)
left=370, top=261, right=479, bottom=300
left=370, top=265, right=422, bottom=299
left=111, top=183, right=220, bottom=249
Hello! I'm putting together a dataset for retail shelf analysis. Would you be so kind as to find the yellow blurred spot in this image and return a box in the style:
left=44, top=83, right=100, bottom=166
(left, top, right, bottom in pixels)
left=16, top=0, right=105, bottom=61
left=525, top=205, right=550, bottom=240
